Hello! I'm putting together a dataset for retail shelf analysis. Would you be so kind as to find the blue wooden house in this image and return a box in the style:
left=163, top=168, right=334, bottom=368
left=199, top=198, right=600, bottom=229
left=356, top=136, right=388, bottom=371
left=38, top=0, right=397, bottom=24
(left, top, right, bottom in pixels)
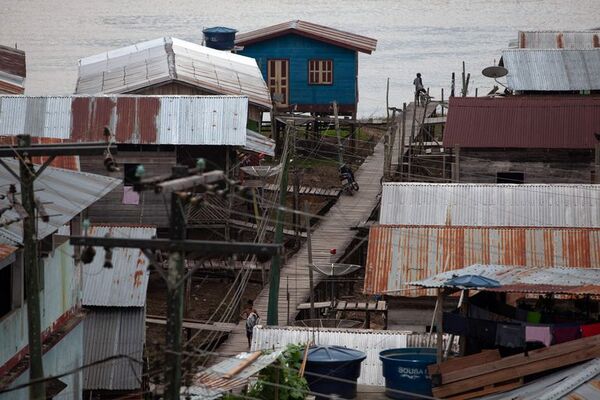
left=236, top=20, right=377, bottom=117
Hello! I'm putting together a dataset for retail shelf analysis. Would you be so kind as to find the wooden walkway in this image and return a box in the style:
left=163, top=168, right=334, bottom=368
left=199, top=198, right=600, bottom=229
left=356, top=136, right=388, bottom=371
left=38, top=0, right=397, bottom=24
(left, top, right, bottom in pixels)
left=264, top=184, right=341, bottom=197
left=218, top=140, right=385, bottom=357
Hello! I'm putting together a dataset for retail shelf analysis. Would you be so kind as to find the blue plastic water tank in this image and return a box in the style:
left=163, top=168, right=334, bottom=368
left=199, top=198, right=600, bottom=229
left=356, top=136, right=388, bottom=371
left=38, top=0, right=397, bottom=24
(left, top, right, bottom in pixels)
left=379, top=348, right=437, bottom=400
left=302, top=345, right=366, bottom=400
left=202, top=26, right=237, bottom=50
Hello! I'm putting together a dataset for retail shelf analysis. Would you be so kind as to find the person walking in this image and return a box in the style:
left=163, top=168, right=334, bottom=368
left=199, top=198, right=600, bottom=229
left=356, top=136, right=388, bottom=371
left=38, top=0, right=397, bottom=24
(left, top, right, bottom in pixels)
left=241, top=299, right=260, bottom=348
left=413, top=73, right=426, bottom=106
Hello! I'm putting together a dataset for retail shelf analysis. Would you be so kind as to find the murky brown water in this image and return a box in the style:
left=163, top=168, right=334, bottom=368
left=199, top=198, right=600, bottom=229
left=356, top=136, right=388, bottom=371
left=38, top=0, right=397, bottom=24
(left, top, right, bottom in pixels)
left=1, top=0, right=599, bottom=116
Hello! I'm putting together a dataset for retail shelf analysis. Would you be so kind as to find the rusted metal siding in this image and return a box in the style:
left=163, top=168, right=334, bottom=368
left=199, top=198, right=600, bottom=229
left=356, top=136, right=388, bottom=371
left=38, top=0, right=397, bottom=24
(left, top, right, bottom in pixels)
left=364, top=226, right=600, bottom=295
left=380, top=183, right=600, bottom=227
left=0, top=45, right=25, bottom=95
left=0, top=136, right=79, bottom=170
left=518, top=31, right=600, bottom=49
left=0, top=95, right=248, bottom=145
left=444, top=96, right=600, bottom=149
left=502, top=49, right=600, bottom=91
left=82, top=225, right=156, bottom=307
left=76, top=37, right=272, bottom=109
left=235, top=20, right=377, bottom=54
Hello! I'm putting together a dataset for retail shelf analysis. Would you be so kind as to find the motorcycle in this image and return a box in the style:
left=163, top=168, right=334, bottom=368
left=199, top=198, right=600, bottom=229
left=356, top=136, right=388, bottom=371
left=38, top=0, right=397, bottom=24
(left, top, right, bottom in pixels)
left=340, top=171, right=360, bottom=195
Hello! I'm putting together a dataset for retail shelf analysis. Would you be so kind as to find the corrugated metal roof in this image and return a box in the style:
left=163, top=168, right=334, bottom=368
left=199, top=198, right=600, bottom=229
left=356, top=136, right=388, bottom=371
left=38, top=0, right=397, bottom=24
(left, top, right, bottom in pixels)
left=0, top=160, right=120, bottom=244
left=83, top=308, right=144, bottom=390
left=187, top=350, right=283, bottom=399
left=0, top=95, right=248, bottom=145
left=76, top=37, right=272, bottom=109
left=82, top=224, right=156, bottom=307
left=518, top=30, right=600, bottom=49
left=0, top=45, right=25, bottom=95
left=235, top=20, right=377, bottom=54
left=364, top=226, right=600, bottom=296
left=481, top=358, right=600, bottom=400
left=502, top=49, right=600, bottom=91
left=443, top=96, right=600, bottom=149
left=244, top=129, right=275, bottom=156
left=251, top=325, right=457, bottom=387
left=409, top=264, right=600, bottom=296
left=380, top=183, right=600, bottom=227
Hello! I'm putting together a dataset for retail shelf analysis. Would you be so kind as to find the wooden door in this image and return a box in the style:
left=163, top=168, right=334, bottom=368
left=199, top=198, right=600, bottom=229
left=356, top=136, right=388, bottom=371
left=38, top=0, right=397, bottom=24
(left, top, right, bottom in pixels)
left=267, top=59, right=289, bottom=106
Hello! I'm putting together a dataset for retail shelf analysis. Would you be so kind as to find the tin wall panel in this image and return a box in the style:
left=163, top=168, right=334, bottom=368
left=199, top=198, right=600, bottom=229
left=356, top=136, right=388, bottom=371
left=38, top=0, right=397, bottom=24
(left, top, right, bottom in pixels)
left=252, top=325, right=456, bottom=386
left=82, top=225, right=156, bottom=307
left=380, top=183, right=600, bottom=227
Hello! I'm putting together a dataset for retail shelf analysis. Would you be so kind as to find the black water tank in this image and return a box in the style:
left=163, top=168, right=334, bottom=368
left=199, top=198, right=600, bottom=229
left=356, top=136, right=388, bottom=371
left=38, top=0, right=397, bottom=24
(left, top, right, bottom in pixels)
left=203, top=26, right=238, bottom=50
left=302, top=345, right=366, bottom=400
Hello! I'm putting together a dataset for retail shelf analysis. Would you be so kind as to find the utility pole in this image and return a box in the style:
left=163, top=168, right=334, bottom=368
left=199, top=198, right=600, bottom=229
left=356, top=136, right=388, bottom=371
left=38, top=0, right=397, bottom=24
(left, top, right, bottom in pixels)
left=267, top=129, right=291, bottom=326
left=333, top=101, right=344, bottom=166
left=70, top=164, right=282, bottom=400
left=0, top=135, right=116, bottom=400
left=164, top=165, right=187, bottom=400
left=304, top=202, right=316, bottom=320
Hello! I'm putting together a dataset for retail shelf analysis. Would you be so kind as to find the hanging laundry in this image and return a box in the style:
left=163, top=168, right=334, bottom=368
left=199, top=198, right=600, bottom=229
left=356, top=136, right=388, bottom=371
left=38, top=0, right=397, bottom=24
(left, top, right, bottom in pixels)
left=495, top=323, right=525, bottom=348
left=515, top=308, right=529, bottom=322
left=552, top=325, right=581, bottom=344
left=527, top=311, right=542, bottom=324
left=443, top=312, right=468, bottom=335
left=581, top=322, right=600, bottom=338
left=525, top=325, right=552, bottom=347
left=467, top=318, right=497, bottom=348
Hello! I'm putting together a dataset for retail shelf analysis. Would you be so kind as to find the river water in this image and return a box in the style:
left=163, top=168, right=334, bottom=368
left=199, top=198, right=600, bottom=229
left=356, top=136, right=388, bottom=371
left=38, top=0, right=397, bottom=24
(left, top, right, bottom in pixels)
left=1, top=0, right=599, bottom=117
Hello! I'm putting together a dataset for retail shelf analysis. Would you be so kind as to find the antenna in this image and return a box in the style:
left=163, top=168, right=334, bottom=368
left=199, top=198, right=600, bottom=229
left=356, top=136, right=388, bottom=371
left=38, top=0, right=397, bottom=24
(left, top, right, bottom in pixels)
left=482, top=66, right=508, bottom=79
left=482, top=65, right=509, bottom=91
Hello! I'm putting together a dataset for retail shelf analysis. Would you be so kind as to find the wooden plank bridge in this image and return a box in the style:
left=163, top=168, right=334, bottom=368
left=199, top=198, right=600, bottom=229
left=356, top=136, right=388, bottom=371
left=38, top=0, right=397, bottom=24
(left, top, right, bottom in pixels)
left=218, top=140, right=385, bottom=357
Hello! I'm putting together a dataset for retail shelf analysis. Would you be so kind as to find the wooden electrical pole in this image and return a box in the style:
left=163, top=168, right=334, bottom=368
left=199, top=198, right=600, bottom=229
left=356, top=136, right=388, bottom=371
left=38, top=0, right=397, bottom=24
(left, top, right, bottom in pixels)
left=305, top=202, right=316, bottom=320
left=0, top=135, right=116, bottom=400
left=267, top=129, right=291, bottom=326
left=19, top=135, right=45, bottom=400
left=332, top=101, right=344, bottom=166
left=70, top=164, right=282, bottom=400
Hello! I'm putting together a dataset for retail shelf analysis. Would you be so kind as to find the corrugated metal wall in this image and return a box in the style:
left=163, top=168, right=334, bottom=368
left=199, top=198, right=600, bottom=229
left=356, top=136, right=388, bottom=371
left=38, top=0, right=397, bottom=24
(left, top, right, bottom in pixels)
left=252, top=325, right=456, bottom=386
left=364, top=226, right=600, bottom=295
left=380, top=183, right=600, bottom=227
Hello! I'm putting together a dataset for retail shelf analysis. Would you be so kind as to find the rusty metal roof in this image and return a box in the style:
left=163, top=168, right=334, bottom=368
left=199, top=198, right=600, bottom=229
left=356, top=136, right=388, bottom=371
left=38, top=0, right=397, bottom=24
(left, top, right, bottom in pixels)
left=76, top=37, right=271, bottom=109
left=364, top=226, right=600, bottom=296
left=502, top=49, right=600, bottom=91
left=0, top=95, right=248, bottom=146
left=83, top=308, right=144, bottom=390
left=444, top=96, right=600, bottom=149
left=235, top=20, right=377, bottom=54
left=0, top=44, right=25, bottom=95
left=0, top=160, right=120, bottom=244
left=518, top=30, right=600, bottom=49
left=0, top=137, right=79, bottom=171
left=380, top=183, right=600, bottom=227
left=408, top=264, right=600, bottom=296
left=82, top=224, right=156, bottom=307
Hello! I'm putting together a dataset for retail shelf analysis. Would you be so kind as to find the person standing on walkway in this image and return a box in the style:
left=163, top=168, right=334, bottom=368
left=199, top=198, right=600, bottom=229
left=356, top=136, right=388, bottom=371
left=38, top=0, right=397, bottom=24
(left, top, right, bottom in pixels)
left=241, top=299, right=260, bottom=348
left=413, top=73, right=426, bottom=106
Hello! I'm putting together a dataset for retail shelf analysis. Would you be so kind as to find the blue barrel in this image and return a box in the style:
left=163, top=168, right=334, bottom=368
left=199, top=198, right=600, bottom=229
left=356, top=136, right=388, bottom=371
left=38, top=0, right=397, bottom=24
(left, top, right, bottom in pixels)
left=203, top=26, right=237, bottom=50
left=302, top=345, right=366, bottom=399
left=379, top=348, right=437, bottom=400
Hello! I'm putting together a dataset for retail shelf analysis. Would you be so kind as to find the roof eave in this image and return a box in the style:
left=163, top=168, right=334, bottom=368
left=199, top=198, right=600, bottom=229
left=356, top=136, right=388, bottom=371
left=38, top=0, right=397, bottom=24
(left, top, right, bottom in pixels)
left=236, top=29, right=375, bottom=54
